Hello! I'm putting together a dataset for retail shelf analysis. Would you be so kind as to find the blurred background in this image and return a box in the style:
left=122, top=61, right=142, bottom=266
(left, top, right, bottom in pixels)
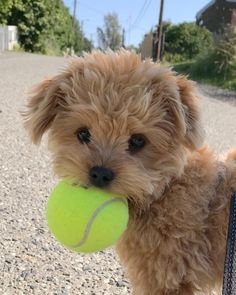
left=0, top=0, right=236, bottom=90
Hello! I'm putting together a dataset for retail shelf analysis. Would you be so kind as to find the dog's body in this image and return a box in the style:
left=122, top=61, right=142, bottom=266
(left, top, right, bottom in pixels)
left=24, top=50, right=236, bottom=295
left=118, top=148, right=236, bottom=294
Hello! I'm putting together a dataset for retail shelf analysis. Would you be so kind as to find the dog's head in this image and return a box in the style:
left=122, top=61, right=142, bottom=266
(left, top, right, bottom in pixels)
left=24, top=50, right=204, bottom=210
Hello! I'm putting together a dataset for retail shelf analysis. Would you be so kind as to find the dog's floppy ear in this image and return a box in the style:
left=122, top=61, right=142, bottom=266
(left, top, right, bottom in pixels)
left=23, top=76, right=65, bottom=144
left=176, top=76, right=204, bottom=150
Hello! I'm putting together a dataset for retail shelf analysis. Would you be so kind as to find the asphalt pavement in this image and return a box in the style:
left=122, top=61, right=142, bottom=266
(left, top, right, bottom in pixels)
left=0, top=52, right=235, bottom=295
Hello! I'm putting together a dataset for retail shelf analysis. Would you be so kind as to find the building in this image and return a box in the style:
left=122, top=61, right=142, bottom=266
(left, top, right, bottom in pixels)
left=196, top=0, right=236, bottom=32
left=139, top=28, right=164, bottom=60
left=140, top=30, right=155, bottom=60
left=0, top=26, right=18, bottom=51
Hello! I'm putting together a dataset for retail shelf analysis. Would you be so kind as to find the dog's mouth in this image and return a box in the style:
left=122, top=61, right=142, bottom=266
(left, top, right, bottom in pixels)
left=79, top=184, right=90, bottom=190
left=69, top=177, right=139, bottom=209
left=71, top=179, right=127, bottom=196
left=71, top=179, right=147, bottom=214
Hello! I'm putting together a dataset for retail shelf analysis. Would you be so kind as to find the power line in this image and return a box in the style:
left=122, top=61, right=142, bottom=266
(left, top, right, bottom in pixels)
left=132, top=0, right=149, bottom=28
left=129, top=0, right=153, bottom=31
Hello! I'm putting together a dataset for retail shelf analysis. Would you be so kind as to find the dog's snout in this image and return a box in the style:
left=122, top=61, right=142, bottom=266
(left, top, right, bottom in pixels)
left=89, top=166, right=114, bottom=188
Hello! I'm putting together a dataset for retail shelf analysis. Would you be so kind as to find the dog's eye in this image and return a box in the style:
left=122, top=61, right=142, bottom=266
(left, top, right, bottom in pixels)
left=128, top=134, right=146, bottom=153
left=76, top=128, right=91, bottom=144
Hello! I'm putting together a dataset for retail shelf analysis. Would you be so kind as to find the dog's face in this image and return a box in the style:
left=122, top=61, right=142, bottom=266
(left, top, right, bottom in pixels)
left=24, top=50, right=204, bottom=209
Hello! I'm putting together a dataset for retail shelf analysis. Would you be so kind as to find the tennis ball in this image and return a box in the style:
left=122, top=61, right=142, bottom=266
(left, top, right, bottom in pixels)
left=46, top=181, right=129, bottom=253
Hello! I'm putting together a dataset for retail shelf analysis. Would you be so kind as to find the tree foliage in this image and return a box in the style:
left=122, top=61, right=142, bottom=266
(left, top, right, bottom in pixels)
left=97, top=13, right=122, bottom=51
left=0, top=0, right=92, bottom=54
left=164, top=22, right=213, bottom=61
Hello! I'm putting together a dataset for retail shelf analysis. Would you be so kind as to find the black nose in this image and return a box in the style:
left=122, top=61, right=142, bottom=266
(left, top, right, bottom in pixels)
left=89, top=166, right=114, bottom=188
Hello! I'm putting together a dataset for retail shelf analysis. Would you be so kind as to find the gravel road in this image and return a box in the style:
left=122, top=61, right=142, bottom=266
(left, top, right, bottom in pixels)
left=0, top=52, right=236, bottom=295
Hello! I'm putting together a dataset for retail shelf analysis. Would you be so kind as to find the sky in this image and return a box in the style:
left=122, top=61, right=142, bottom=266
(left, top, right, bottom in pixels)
left=63, top=0, right=210, bottom=47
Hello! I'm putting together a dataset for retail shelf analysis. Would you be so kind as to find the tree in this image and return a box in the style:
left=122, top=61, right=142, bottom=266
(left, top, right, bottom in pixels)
left=97, top=13, right=122, bottom=50
left=0, top=0, right=93, bottom=54
left=164, top=22, right=213, bottom=61
left=7, top=0, right=51, bottom=52
left=126, top=45, right=139, bottom=53
left=73, top=20, right=93, bottom=54
left=0, top=0, right=13, bottom=24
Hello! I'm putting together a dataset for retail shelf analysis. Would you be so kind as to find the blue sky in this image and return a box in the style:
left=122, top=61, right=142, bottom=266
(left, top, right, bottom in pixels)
left=64, top=0, right=210, bottom=47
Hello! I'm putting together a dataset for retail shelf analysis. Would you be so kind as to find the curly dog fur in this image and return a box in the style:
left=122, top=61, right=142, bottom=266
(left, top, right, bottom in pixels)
left=24, top=50, right=236, bottom=295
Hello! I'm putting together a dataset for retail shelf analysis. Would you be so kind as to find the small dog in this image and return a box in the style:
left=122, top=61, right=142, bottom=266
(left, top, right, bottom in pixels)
left=24, top=50, right=236, bottom=295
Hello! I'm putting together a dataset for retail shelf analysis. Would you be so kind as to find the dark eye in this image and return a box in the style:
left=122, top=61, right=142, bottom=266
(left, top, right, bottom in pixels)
left=76, top=128, right=91, bottom=144
left=128, top=134, right=146, bottom=153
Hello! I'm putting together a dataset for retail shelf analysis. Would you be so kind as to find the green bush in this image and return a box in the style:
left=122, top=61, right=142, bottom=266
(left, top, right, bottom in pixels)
left=12, top=43, right=24, bottom=52
left=213, top=26, right=236, bottom=78
left=164, top=53, right=187, bottom=63
left=172, top=26, right=236, bottom=91
left=191, top=26, right=236, bottom=80
left=164, top=22, right=213, bottom=61
left=190, top=51, right=217, bottom=77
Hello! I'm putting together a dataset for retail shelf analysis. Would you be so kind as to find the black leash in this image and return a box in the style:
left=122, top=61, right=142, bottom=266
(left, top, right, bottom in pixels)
left=222, top=192, right=236, bottom=295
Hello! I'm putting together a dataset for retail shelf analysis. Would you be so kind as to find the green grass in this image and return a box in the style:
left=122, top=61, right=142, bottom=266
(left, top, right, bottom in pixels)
left=173, top=61, right=236, bottom=91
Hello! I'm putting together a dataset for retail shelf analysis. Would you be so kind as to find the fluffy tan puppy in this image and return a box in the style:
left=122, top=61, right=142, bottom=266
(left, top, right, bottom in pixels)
left=24, top=50, right=236, bottom=295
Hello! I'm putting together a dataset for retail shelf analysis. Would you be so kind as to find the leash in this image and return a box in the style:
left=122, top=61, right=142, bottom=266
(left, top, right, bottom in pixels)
left=222, top=192, right=236, bottom=295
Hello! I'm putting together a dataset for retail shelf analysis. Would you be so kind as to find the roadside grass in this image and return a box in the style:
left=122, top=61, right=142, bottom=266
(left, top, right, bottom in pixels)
left=172, top=61, right=236, bottom=91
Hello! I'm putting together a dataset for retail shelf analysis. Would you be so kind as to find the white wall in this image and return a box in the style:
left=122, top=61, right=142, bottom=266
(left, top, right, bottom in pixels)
left=0, top=26, right=18, bottom=51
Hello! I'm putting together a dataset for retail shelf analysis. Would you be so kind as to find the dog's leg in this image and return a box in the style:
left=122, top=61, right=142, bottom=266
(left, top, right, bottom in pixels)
left=132, top=283, right=195, bottom=295
left=165, top=283, right=195, bottom=295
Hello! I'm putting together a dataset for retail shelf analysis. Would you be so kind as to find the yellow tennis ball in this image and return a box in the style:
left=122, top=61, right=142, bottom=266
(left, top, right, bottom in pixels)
left=46, top=181, right=129, bottom=253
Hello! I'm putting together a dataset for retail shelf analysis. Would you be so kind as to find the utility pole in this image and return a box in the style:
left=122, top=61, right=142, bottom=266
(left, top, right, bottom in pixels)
left=122, top=28, right=125, bottom=48
left=81, top=20, right=84, bottom=51
left=156, top=0, right=164, bottom=61
left=71, top=0, right=77, bottom=55
left=73, top=0, right=77, bottom=30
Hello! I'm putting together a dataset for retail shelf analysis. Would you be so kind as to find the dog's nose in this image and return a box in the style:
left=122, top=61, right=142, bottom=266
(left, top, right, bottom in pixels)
left=89, top=166, right=114, bottom=188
